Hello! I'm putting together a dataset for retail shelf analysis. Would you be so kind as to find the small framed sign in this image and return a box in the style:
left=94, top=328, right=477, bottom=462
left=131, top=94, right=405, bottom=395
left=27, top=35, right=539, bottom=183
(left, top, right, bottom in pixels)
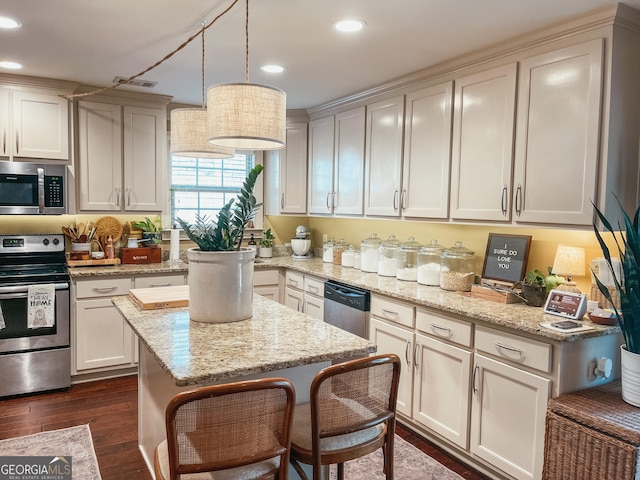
left=481, top=233, right=532, bottom=285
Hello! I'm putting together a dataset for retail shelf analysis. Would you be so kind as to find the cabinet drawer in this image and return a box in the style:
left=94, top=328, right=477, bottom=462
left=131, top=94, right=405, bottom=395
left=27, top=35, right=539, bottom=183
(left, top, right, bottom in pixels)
left=75, top=277, right=131, bottom=299
left=285, top=271, right=304, bottom=290
left=371, top=294, right=414, bottom=329
left=475, top=325, right=551, bottom=373
left=416, top=308, right=472, bottom=347
left=255, top=269, right=279, bottom=286
left=304, top=276, right=324, bottom=297
left=134, top=274, right=185, bottom=289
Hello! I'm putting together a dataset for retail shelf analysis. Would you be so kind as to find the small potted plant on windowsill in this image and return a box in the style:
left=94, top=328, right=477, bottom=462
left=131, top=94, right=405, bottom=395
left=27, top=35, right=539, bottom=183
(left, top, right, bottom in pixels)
left=259, top=228, right=275, bottom=258
left=132, top=217, right=163, bottom=245
left=176, top=164, right=263, bottom=324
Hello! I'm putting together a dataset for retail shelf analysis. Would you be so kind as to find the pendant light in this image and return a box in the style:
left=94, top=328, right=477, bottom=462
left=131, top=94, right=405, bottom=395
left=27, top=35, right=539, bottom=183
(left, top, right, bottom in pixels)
left=206, top=0, right=286, bottom=150
left=170, top=22, right=235, bottom=159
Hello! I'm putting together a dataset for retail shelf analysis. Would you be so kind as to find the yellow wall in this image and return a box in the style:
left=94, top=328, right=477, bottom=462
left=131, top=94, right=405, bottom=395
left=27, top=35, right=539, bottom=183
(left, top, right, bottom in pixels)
left=266, top=215, right=618, bottom=294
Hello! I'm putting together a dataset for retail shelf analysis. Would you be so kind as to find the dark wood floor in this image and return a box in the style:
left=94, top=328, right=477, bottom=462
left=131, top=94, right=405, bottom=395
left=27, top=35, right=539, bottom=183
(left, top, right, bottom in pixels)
left=0, top=375, right=490, bottom=479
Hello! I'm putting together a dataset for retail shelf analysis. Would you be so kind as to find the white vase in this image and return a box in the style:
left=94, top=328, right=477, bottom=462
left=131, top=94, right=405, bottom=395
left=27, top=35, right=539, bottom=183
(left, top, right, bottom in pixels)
left=259, top=246, right=273, bottom=258
left=187, top=247, right=255, bottom=323
left=620, top=344, right=640, bottom=407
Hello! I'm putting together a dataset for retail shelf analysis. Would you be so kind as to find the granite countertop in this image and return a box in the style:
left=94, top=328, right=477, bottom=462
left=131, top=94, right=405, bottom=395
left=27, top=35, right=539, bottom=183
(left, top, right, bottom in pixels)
left=112, top=293, right=376, bottom=387
left=75, top=254, right=621, bottom=343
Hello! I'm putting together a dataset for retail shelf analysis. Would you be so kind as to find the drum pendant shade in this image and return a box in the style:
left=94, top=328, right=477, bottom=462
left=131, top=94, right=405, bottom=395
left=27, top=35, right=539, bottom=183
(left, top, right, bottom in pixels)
left=171, top=108, right=235, bottom=158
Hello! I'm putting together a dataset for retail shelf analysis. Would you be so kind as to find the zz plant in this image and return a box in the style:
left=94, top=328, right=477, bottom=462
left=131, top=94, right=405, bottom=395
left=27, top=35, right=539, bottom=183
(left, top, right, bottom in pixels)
left=177, top=164, right=263, bottom=252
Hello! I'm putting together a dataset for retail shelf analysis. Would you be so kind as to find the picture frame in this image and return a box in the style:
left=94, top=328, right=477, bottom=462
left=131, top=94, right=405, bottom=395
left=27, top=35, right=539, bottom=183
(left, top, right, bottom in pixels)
left=481, top=233, right=532, bottom=285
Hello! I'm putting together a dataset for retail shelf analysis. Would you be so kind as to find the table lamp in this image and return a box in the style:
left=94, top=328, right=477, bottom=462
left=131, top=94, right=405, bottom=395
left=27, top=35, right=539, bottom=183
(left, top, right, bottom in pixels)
left=552, top=245, right=586, bottom=293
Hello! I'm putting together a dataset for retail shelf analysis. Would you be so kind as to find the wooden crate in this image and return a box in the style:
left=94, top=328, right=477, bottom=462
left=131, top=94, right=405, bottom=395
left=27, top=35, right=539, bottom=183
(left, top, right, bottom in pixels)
left=121, top=246, right=162, bottom=264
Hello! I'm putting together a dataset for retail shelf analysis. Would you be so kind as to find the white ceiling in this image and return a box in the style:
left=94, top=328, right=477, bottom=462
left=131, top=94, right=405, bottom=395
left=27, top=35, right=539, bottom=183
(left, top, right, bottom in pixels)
left=2, top=0, right=639, bottom=110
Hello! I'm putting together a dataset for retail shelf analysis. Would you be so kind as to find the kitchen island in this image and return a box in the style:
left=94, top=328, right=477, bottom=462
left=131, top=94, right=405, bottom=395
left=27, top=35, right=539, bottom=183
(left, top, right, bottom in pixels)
left=112, top=293, right=375, bottom=478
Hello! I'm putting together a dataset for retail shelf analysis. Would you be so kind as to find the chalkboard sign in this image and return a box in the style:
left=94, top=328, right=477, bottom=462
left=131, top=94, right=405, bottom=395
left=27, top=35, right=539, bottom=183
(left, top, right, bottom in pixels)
left=481, top=234, right=532, bottom=285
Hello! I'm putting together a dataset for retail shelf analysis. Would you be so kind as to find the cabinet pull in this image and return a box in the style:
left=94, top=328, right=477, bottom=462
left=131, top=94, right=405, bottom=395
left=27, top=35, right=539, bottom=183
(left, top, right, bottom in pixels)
left=15, top=131, right=19, bottom=154
left=148, top=283, right=171, bottom=288
left=515, top=184, right=522, bottom=216
left=472, top=364, right=479, bottom=394
left=494, top=341, right=525, bottom=360
left=501, top=185, right=508, bottom=215
left=288, top=278, right=299, bottom=287
left=405, top=341, right=411, bottom=366
left=430, top=323, right=452, bottom=338
left=326, top=192, right=331, bottom=210
left=333, top=192, right=337, bottom=210
left=2, top=129, right=6, bottom=154
left=381, top=308, right=399, bottom=319
left=400, top=189, right=407, bottom=211
left=413, top=343, right=420, bottom=370
left=393, top=189, right=399, bottom=212
left=115, top=186, right=121, bottom=208
left=126, top=186, right=131, bottom=207
left=308, top=285, right=319, bottom=293
left=93, top=286, right=117, bottom=293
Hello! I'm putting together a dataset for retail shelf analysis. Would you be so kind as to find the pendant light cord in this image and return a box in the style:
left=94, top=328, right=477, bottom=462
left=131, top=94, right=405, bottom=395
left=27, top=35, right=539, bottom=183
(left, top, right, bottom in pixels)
left=63, top=0, right=239, bottom=100
left=201, top=22, right=206, bottom=109
left=245, top=0, right=250, bottom=84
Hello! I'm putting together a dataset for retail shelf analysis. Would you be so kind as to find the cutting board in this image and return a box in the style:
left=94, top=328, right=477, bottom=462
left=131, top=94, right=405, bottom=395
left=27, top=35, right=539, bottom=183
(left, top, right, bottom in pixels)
left=129, top=285, right=189, bottom=310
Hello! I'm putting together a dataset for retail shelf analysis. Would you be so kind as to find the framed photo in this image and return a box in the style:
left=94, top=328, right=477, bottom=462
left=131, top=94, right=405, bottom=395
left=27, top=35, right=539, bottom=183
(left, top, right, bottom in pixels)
left=481, top=233, right=532, bottom=285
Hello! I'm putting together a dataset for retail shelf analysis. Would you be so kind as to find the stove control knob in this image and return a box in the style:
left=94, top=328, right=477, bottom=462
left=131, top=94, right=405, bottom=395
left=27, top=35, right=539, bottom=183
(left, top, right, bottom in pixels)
left=42, top=238, right=50, bottom=246
left=52, top=237, right=60, bottom=246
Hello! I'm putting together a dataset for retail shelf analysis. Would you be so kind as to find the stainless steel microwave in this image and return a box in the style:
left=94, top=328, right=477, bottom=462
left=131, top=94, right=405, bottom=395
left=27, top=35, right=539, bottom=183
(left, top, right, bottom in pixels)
left=0, top=162, right=66, bottom=215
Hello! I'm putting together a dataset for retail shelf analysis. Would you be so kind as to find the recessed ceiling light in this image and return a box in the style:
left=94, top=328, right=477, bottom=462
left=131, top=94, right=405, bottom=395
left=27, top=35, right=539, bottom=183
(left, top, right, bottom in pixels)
left=334, top=19, right=366, bottom=33
left=0, top=16, right=22, bottom=29
left=0, top=61, right=22, bottom=70
left=260, top=64, right=285, bottom=74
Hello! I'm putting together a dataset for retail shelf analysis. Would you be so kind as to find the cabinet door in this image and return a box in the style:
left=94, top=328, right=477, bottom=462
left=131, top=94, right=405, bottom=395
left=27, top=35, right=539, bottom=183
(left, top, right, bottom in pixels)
left=450, top=64, right=517, bottom=221
left=254, top=285, right=280, bottom=302
left=307, top=116, right=335, bottom=214
left=0, top=88, right=8, bottom=157
left=413, top=333, right=471, bottom=449
left=369, top=317, right=414, bottom=417
left=304, top=294, right=324, bottom=321
left=284, top=286, right=304, bottom=312
left=513, top=39, right=603, bottom=225
left=402, top=82, right=453, bottom=218
left=75, top=298, right=133, bottom=371
left=280, top=123, right=308, bottom=214
left=470, top=354, right=550, bottom=480
left=12, top=91, right=69, bottom=160
left=123, top=105, right=164, bottom=211
left=334, top=107, right=365, bottom=215
left=365, top=96, right=405, bottom=216
left=78, top=101, right=123, bottom=211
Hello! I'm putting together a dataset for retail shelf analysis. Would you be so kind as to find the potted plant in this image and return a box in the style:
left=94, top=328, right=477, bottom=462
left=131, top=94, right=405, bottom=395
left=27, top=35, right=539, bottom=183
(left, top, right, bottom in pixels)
left=593, top=200, right=640, bottom=406
left=259, top=228, right=275, bottom=258
left=176, top=164, right=263, bottom=323
left=132, top=217, right=162, bottom=245
left=521, top=268, right=563, bottom=306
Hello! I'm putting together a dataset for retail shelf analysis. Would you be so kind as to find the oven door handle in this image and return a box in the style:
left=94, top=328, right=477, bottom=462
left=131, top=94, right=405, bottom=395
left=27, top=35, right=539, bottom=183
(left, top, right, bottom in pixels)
left=0, top=283, right=69, bottom=296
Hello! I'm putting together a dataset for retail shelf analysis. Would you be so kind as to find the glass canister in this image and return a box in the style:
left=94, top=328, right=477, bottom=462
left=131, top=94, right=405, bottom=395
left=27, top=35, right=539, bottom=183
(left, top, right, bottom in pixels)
left=440, top=241, right=476, bottom=292
left=322, top=238, right=334, bottom=263
left=341, top=245, right=355, bottom=267
left=360, top=233, right=382, bottom=273
left=378, top=235, right=401, bottom=277
left=396, top=237, right=421, bottom=281
left=353, top=250, right=361, bottom=270
left=417, top=240, right=444, bottom=286
left=333, top=238, right=346, bottom=265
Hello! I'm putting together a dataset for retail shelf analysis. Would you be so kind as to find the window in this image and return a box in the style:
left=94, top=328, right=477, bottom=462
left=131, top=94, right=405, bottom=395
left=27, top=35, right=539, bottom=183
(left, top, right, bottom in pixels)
left=170, top=152, right=258, bottom=225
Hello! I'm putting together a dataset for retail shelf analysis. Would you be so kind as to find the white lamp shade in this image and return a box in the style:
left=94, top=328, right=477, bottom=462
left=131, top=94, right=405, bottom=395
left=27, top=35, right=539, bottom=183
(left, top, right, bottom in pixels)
left=170, top=108, right=235, bottom=158
left=552, top=245, right=586, bottom=277
left=206, top=83, right=286, bottom=150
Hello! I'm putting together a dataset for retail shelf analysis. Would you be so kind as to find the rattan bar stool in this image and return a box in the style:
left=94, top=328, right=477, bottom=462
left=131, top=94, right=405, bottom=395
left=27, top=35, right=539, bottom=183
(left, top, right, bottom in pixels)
left=154, top=377, right=296, bottom=480
left=289, top=354, right=401, bottom=480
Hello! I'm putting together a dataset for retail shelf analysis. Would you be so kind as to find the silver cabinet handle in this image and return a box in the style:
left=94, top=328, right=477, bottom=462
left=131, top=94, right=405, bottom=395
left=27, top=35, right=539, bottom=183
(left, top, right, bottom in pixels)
left=15, top=131, right=19, bottom=154
left=280, top=192, right=285, bottom=209
left=326, top=192, right=331, bottom=210
left=308, top=285, right=319, bottom=293
left=405, top=341, right=411, bottom=367
left=333, top=192, right=337, bottom=210
left=2, top=128, right=6, bottom=154
left=515, top=184, right=522, bottom=216
left=381, top=308, right=399, bottom=319
left=430, top=323, right=452, bottom=338
left=413, top=343, right=420, bottom=370
left=148, top=283, right=171, bottom=288
left=494, top=341, right=525, bottom=360
left=115, top=186, right=121, bottom=208
left=501, top=185, right=508, bottom=216
left=93, top=286, right=118, bottom=293
left=288, top=278, right=299, bottom=287
left=393, top=189, right=399, bottom=212
left=126, top=186, right=132, bottom=207
left=400, top=189, right=407, bottom=211
left=472, top=364, right=479, bottom=394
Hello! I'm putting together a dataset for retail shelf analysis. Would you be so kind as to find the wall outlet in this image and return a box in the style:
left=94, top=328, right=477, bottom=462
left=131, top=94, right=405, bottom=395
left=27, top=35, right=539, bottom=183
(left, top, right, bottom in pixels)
left=322, top=234, right=328, bottom=243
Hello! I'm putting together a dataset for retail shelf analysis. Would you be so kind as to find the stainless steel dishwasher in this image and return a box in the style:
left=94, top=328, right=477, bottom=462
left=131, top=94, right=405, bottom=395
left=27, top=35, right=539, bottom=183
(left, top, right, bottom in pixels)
left=323, top=280, right=370, bottom=338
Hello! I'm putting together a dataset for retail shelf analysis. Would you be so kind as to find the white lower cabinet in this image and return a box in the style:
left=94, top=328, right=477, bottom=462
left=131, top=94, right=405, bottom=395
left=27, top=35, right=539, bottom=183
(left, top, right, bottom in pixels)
left=284, top=270, right=324, bottom=320
left=254, top=269, right=281, bottom=303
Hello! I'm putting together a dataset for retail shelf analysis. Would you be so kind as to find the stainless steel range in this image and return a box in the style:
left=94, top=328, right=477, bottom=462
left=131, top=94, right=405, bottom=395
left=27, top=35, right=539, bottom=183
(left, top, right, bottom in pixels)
left=0, top=234, right=71, bottom=397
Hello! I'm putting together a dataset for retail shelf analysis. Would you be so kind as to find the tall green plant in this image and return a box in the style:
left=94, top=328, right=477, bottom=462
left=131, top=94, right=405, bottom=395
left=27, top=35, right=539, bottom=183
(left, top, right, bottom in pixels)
left=177, top=164, right=263, bottom=251
left=593, top=199, right=640, bottom=354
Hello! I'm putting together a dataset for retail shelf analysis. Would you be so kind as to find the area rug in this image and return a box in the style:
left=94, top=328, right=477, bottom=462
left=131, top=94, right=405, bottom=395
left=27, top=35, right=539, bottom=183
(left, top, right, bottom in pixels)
left=329, top=434, right=464, bottom=480
left=0, top=424, right=102, bottom=479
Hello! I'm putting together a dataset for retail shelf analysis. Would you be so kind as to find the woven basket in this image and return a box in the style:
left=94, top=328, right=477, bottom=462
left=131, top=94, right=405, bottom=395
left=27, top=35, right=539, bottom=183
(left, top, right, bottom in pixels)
left=590, top=284, right=621, bottom=309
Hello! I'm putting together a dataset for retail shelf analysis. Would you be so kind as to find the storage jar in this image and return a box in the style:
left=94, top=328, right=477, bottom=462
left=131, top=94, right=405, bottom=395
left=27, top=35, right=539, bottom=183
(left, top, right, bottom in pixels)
left=440, top=241, right=475, bottom=292
left=333, top=238, right=346, bottom=265
left=341, top=245, right=355, bottom=267
left=396, top=237, right=421, bottom=281
left=378, top=235, right=401, bottom=277
left=417, top=240, right=444, bottom=286
left=360, top=233, right=382, bottom=273
left=322, top=238, right=334, bottom=263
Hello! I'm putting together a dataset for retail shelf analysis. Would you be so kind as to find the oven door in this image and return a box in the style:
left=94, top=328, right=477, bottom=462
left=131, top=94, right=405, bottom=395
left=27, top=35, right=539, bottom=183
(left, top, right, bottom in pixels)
left=0, top=282, right=70, bottom=353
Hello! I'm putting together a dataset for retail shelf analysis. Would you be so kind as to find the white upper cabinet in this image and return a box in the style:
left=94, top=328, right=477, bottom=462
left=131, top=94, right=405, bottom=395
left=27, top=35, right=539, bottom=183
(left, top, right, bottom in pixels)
left=450, top=64, right=517, bottom=222
left=364, top=95, right=405, bottom=216
left=334, top=107, right=366, bottom=215
left=307, top=116, right=335, bottom=214
left=0, top=87, right=69, bottom=161
left=401, top=82, right=453, bottom=219
left=513, top=39, right=603, bottom=225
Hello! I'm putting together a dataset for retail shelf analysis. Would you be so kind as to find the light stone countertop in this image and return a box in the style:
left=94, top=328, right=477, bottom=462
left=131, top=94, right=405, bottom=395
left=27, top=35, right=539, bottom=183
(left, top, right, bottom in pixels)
left=112, top=293, right=376, bottom=387
left=75, top=254, right=621, bottom=343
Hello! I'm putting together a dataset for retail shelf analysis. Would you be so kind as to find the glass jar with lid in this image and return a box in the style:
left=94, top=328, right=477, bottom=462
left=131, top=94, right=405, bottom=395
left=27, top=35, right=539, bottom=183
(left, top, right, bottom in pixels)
left=333, top=238, right=346, bottom=265
left=378, top=235, right=401, bottom=277
left=341, top=245, right=355, bottom=267
left=360, top=233, right=382, bottom=272
left=322, top=238, right=334, bottom=263
left=440, top=241, right=476, bottom=292
left=417, top=240, right=444, bottom=286
left=396, top=237, right=421, bottom=281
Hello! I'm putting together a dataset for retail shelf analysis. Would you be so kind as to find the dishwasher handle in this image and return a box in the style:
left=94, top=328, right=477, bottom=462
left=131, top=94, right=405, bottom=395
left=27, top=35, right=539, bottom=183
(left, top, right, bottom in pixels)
left=324, top=281, right=370, bottom=312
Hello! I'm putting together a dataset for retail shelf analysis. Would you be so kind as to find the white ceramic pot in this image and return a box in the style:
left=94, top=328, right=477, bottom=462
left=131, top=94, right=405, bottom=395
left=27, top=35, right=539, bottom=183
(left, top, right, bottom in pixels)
left=259, top=246, right=273, bottom=258
left=187, top=247, right=255, bottom=323
left=620, top=344, right=640, bottom=407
